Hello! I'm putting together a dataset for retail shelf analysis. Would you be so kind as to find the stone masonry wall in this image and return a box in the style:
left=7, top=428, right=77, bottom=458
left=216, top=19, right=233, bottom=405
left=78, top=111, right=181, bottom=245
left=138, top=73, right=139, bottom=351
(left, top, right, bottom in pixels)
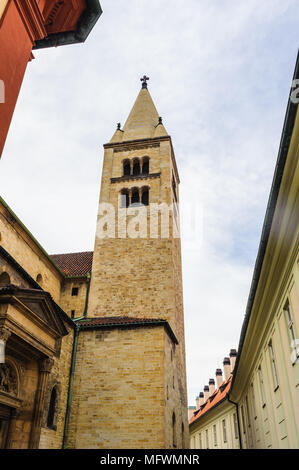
left=68, top=326, right=166, bottom=449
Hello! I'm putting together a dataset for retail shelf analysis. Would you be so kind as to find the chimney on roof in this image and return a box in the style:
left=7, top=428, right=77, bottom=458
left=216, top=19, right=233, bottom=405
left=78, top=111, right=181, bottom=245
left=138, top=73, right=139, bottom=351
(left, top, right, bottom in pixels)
left=204, top=385, right=209, bottom=402
left=223, top=357, right=231, bottom=382
left=195, top=395, right=200, bottom=410
left=230, top=349, right=237, bottom=373
left=199, top=391, right=204, bottom=406
left=216, top=369, right=223, bottom=388
left=209, top=378, right=215, bottom=396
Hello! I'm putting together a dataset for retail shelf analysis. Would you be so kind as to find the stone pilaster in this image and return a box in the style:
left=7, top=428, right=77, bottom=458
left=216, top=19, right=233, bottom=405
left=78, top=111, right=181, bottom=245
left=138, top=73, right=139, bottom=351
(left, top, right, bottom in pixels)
left=28, top=357, right=54, bottom=449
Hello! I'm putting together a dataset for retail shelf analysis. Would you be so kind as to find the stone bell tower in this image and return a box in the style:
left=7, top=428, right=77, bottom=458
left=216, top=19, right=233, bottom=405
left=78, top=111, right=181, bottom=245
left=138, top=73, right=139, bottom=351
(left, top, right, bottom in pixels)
left=68, top=77, right=188, bottom=449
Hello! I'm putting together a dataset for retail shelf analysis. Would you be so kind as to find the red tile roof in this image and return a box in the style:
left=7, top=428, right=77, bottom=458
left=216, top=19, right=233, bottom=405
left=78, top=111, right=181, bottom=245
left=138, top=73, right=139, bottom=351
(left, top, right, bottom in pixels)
left=189, top=376, right=232, bottom=425
left=50, top=251, right=93, bottom=277
left=79, top=316, right=165, bottom=327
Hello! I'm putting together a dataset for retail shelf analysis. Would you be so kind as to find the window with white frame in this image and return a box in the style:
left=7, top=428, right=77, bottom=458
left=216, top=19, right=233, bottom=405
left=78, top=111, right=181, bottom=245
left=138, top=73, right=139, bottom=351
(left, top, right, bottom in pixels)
left=205, top=429, right=209, bottom=449
left=222, top=419, right=227, bottom=443
left=199, top=433, right=202, bottom=449
left=213, top=424, right=217, bottom=446
left=233, top=412, right=239, bottom=439
left=251, top=383, right=257, bottom=419
left=268, top=340, right=279, bottom=390
left=241, top=405, right=246, bottom=434
left=284, top=300, right=299, bottom=364
left=245, top=395, right=251, bottom=428
left=258, top=365, right=266, bottom=406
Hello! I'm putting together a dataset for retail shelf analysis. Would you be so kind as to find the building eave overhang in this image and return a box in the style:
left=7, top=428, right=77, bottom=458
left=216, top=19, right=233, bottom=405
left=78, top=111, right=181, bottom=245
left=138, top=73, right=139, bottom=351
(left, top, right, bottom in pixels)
left=230, top=50, right=299, bottom=397
left=33, top=0, right=102, bottom=50
left=189, top=395, right=231, bottom=429
left=76, top=317, right=179, bottom=345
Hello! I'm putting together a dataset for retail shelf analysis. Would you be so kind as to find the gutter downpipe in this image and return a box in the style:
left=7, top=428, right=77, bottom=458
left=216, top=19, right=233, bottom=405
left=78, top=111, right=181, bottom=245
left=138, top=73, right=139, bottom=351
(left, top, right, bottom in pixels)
left=62, top=272, right=91, bottom=448
left=227, top=396, right=242, bottom=449
left=62, top=319, right=82, bottom=449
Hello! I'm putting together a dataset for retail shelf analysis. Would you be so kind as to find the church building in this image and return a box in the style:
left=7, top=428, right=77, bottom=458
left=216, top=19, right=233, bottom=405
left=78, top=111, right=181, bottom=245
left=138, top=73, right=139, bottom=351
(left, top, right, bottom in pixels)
left=0, top=78, right=189, bottom=448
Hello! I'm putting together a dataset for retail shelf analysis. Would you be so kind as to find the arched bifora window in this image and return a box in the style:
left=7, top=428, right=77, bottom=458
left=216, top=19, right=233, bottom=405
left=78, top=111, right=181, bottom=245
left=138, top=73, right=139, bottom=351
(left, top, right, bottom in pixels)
left=47, top=386, right=57, bottom=429
left=123, top=160, right=131, bottom=176
left=120, top=189, right=130, bottom=208
left=141, top=187, right=149, bottom=206
left=142, top=157, right=149, bottom=175
left=131, top=187, right=140, bottom=205
left=0, top=272, right=10, bottom=286
left=133, top=159, right=141, bottom=176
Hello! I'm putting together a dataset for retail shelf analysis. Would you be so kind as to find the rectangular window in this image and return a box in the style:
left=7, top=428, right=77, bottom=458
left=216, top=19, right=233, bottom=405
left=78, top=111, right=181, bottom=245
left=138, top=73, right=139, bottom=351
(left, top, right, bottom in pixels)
left=241, top=405, right=246, bottom=434
left=245, top=395, right=251, bottom=428
left=71, top=310, right=75, bottom=319
left=71, top=287, right=79, bottom=296
left=269, top=340, right=279, bottom=390
left=251, top=383, right=257, bottom=419
left=222, top=419, right=227, bottom=443
left=258, top=365, right=266, bottom=406
left=205, top=429, right=209, bottom=449
left=199, top=433, right=202, bottom=449
left=233, top=412, right=239, bottom=439
left=213, top=424, right=217, bottom=446
left=284, top=300, right=299, bottom=363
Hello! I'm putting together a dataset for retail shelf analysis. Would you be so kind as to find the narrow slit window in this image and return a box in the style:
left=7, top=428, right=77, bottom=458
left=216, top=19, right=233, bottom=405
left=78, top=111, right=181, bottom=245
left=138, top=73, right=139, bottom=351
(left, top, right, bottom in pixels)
left=47, top=387, right=57, bottom=429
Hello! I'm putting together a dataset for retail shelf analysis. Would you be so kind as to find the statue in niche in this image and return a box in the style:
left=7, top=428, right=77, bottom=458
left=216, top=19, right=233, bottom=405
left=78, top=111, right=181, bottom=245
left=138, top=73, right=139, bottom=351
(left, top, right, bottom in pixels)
left=0, top=363, right=18, bottom=396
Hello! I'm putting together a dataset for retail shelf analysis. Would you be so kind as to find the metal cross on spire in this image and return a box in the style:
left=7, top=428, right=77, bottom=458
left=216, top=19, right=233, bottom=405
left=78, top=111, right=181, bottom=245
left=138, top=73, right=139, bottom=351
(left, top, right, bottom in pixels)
left=140, top=75, right=149, bottom=89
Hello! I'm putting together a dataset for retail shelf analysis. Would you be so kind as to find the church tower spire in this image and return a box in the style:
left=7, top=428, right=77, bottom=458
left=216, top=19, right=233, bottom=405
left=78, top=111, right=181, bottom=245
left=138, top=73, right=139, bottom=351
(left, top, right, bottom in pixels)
left=109, top=75, right=168, bottom=143
left=68, top=78, right=188, bottom=449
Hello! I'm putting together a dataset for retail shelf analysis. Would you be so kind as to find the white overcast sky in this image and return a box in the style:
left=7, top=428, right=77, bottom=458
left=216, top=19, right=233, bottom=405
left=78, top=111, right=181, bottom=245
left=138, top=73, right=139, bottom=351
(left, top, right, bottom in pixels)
left=1, top=0, right=298, bottom=405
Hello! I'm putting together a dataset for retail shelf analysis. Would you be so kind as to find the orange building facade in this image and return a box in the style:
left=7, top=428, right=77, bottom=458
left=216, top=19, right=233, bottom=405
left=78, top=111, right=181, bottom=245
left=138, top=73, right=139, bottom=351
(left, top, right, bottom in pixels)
left=0, top=0, right=102, bottom=158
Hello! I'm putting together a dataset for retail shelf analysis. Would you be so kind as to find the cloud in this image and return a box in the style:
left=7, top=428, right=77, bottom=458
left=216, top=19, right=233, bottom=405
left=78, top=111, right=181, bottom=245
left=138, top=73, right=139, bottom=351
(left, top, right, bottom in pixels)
left=0, top=0, right=298, bottom=404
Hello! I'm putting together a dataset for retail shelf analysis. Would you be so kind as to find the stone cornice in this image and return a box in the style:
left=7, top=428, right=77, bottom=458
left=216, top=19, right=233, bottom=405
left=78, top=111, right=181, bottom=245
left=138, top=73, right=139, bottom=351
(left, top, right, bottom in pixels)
left=15, top=0, right=46, bottom=43
left=110, top=172, right=161, bottom=184
left=103, top=135, right=171, bottom=151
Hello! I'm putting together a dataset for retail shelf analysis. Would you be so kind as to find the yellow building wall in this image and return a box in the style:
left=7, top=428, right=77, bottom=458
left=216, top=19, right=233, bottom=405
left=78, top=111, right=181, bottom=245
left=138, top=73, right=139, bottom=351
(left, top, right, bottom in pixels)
left=59, top=278, right=88, bottom=319
left=0, top=202, right=63, bottom=303
left=237, top=252, right=299, bottom=449
left=189, top=402, right=240, bottom=449
left=67, top=326, right=182, bottom=449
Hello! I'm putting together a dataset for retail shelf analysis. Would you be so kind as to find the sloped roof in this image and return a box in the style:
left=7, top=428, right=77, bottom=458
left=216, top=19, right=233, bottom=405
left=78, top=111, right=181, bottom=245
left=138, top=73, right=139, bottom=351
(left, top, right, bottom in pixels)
left=50, top=251, right=93, bottom=277
left=109, top=86, right=168, bottom=142
left=189, top=376, right=232, bottom=425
